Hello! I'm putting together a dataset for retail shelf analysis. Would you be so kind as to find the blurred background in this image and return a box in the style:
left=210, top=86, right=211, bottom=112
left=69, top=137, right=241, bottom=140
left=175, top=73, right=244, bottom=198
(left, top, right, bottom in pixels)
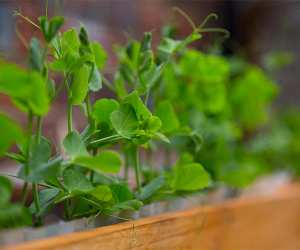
left=0, top=0, right=298, bottom=178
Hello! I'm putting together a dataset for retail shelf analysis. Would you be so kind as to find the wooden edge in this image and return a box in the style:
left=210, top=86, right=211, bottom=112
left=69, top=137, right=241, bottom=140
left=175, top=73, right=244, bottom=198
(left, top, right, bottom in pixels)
left=4, top=183, right=300, bottom=250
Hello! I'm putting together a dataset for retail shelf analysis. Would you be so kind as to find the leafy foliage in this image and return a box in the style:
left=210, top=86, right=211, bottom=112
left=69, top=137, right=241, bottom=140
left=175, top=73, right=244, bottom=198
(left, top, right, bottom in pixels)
left=0, top=9, right=296, bottom=231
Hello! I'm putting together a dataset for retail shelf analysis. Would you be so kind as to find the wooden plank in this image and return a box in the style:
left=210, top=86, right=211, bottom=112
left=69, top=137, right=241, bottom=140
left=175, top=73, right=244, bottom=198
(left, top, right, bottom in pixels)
left=4, top=184, right=300, bottom=250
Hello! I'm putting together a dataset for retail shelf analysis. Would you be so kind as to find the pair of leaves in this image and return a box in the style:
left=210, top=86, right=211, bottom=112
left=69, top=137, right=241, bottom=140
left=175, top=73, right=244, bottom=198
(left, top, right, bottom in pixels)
left=110, top=91, right=165, bottom=143
left=39, top=16, right=64, bottom=43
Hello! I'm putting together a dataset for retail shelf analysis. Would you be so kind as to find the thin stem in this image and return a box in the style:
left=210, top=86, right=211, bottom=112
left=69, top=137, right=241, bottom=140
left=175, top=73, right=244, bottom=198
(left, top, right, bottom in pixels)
left=67, top=100, right=73, bottom=132
left=13, top=10, right=40, bottom=30
left=89, top=148, right=97, bottom=182
left=85, top=93, right=94, bottom=127
left=21, top=110, right=33, bottom=204
left=33, top=183, right=42, bottom=225
left=124, top=149, right=129, bottom=181
left=196, top=28, right=230, bottom=39
left=89, top=134, right=121, bottom=145
left=33, top=116, right=43, bottom=225
left=102, top=76, right=115, bottom=92
left=132, top=145, right=141, bottom=193
left=173, top=7, right=196, bottom=30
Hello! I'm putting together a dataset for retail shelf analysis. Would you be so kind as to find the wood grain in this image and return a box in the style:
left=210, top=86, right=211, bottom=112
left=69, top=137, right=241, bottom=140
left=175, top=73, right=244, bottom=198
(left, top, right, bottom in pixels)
left=5, top=184, right=300, bottom=250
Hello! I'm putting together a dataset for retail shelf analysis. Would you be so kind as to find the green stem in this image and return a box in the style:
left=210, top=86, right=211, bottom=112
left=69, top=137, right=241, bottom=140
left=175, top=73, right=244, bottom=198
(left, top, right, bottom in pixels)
left=85, top=93, right=94, bottom=128
left=89, top=134, right=121, bottom=145
left=124, top=148, right=129, bottom=181
left=132, top=145, right=141, bottom=193
left=67, top=100, right=73, bottom=132
left=33, top=183, right=42, bottom=225
left=33, top=116, right=43, bottom=225
left=21, top=110, right=33, bottom=204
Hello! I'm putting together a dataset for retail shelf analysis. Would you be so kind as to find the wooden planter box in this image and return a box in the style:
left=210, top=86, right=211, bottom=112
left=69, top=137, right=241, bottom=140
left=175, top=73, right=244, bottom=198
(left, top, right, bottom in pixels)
left=3, top=183, right=300, bottom=250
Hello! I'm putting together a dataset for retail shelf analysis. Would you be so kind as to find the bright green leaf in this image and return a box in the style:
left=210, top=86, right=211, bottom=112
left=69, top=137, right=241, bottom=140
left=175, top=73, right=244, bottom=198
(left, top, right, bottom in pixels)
left=92, top=98, right=119, bottom=126
left=70, top=64, right=90, bottom=105
left=89, top=185, right=112, bottom=202
left=169, top=163, right=211, bottom=191
left=0, top=113, right=23, bottom=156
left=74, top=150, right=122, bottom=174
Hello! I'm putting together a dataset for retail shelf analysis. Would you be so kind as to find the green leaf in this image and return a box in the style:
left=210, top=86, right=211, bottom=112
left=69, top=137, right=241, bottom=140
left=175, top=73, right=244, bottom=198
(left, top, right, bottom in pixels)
left=79, top=26, right=89, bottom=46
left=29, top=37, right=44, bottom=72
left=107, top=200, right=143, bottom=213
left=169, top=163, right=211, bottom=191
left=39, top=16, right=64, bottom=42
left=88, top=185, right=112, bottom=202
left=110, top=183, right=134, bottom=202
left=92, top=98, right=119, bottom=126
left=155, top=101, right=179, bottom=133
left=146, top=116, right=162, bottom=132
left=61, top=28, right=80, bottom=53
left=88, top=64, right=102, bottom=92
left=0, top=204, right=32, bottom=229
left=63, top=168, right=93, bottom=194
left=70, top=64, right=90, bottom=105
left=18, top=137, right=62, bottom=183
left=0, top=113, right=23, bottom=156
left=0, top=176, right=12, bottom=206
left=139, top=176, right=165, bottom=200
left=153, top=132, right=170, bottom=144
left=111, top=104, right=139, bottom=139
left=29, top=188, right=59, bottom=216
left=91, top=42, right=107, bottom=69
left=74, top=150, right=122, bottom=174
left=0, top=63, right=49, bottom=115
left=63, top=131, right=88, bottom=159
left=123, top=91, right=151, bottom=120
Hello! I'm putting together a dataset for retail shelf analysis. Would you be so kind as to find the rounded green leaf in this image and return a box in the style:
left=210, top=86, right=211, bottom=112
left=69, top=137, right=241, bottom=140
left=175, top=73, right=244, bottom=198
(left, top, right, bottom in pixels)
left=170, top=163, right=211, bottom=191
left=89, top=185, right=112, bottom=202
left=110, top=104, right=139, bottom=139
left=92, top=98, right=119, bottom=126
left=74, top=150, right=122, bottom=174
